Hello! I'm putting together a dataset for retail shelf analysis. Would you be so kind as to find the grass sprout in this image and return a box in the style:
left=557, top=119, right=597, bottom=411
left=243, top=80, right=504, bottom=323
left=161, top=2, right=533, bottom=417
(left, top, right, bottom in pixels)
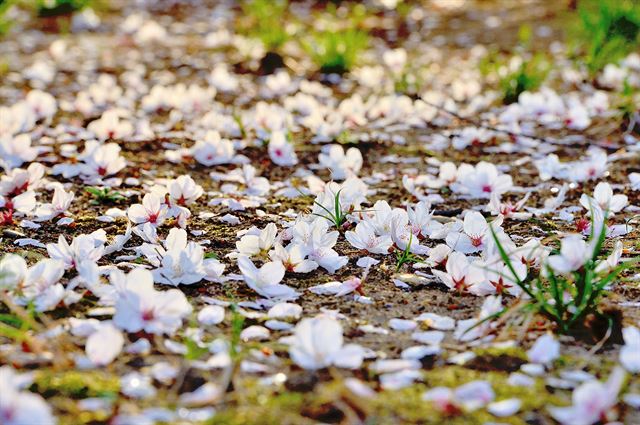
left=571, top=0, right=640, bottom=75
left=36, top=0, right=93, bottom=17
left=0, top=0, right=14, bottom=36
left=241, top=0, right=289, bottom=51
left=489, top=214, right=638, bottom=334
left=86, top=186, right=124, bottom=205
left=480, top=25, right=550, bottom=104
left=303, top=27, right=369, bottom=74
left=395, top=234, right=421, bottom=272
left=311, top=189, right=348, bottom=229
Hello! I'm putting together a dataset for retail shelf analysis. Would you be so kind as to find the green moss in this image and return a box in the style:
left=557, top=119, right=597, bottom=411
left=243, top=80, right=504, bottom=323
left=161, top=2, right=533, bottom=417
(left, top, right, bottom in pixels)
left=473, top=345, right=528, bottom=360
left=370, top=384, right=513, bottom=424
left=210, top=378, right=357, bottom=424
left=33, top=370, right=120, bottom=399
left=51, top=397, right=113, bottom=425
left=424, top=366, right=567, bottom=410
left=210, top=368, right=570, bottom=425
left=210, top=390, right=309, bottom=425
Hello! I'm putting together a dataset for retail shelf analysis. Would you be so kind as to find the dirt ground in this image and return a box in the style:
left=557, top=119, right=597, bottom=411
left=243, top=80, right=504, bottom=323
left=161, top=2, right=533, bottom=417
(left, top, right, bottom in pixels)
left=1, top=0, right=640, bottom=424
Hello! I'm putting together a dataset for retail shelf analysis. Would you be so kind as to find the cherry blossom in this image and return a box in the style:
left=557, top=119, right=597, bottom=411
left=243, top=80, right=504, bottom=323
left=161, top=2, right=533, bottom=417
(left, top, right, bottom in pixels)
left=620, top=326, right=640, bottom=373
left=14, top=259, right=66, bottom=312
left=570, top=149, right=608, bottom=182
left=33, top=186, right=75, bottom=222
left=360, top=200, right=396, bottom=235
left=46, top=233, right=105, bottom=271
left=423, top=244, right=452, bottom=268
left=595, top=241, right=623, bottom=274
left=25, top=90, right=57, bottom=121
left=345, top=220, right=393, bottom=254
left=432, top=252, right=485, bottom=293
left=0, top=163, right=45, bottom=197
left=237, top=256, right=298, bottom=299
left=382, top=48, right=407, bottom=76
left=318, top=145, right=363, bottom=180
left=454, top=162, right=513, bottom=199
left=168, top=175, right=203, bottom=207
left=0, top=367, right=55, bottom=425
left=311, top=178, right=368, bottom=220
left=407, top=200, right=444, bottom=238
left=191, top=131, right=236, bottom=166
left=446, top=211, right=496, bottom=254
left=0, top=134, right=39, bottom=169
left=630, top=173, right=640, bottom=190
left=546, top=234, right=593, bottom=275
left=451, top=127, right=493, bottom=150
left=85, top=323, right=125, bottom=367
left=112, top=268, right=192, bottom=335
left=197, top=305, right=226, bottom=326
left=268, top=243, right=318, bottom=273
left=309, top=277, right=363, bottom=297
left=141, top=228, right=223, bottom=285
left=423, top=380, right=495, bottom=413
left=1, top=4, right=639, bottom=421
left=291, top=218, right=348, bottom=273
left=527, top=333, right=560, bottom=365
left=454, top=296, right=503, bottom=342
left=127, top=193, right=168, bottom=227
left=87, top=109, right=134, bottom=141
left=487, top=192, right=531, bottom=220
left=580, top=182, right=628, bottom=216
left=471, top=257, right=526, bottom=297
left=79, top=142, right=127, bottom=179
left=268, top=130, right=298, bottom=166
left=390, top=212, right=429, bottom=255
left=0, top=254, right=28, bottom=290
left=288, top=316, right=365, bottom=370
left=236, top=223, right=278, bottom=258
left=549, top=367, right=625, bottom=425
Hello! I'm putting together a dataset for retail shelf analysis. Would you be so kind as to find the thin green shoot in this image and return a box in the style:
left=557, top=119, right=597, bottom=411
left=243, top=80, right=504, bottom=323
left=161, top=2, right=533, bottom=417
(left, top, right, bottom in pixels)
left=86, top=186, right=124, bottom=205
left=311, top=189, right=348, bottom=229
left=395, top=234, right=421, bottom=272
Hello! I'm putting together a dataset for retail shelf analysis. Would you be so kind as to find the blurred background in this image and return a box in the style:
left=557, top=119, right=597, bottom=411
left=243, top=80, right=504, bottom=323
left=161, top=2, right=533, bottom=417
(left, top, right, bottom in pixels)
left=0, top=0, right=638, bottom=111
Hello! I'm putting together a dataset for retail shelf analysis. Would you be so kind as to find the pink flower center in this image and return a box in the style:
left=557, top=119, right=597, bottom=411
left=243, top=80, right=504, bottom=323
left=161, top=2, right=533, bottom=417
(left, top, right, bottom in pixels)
left=1, top=407, right=15, bottom=421
left=491, top=278, right=511, bottom=294
left=0, top=210, right=14, bottom=225
left=12, top=181, right=29, bottom=196
left=142, top=309, right=155, bottom=321
left=452, top=277, right=466, bottom=291
left=500, top=205, right=514, bottom=215
left=576, top=217, right=590, bottom=233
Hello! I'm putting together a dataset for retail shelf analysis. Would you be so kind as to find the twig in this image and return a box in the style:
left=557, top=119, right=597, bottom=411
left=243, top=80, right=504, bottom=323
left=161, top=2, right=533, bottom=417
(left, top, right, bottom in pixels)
left=416, top=95, right=626, bottom=148
left=517, top=312, right=534, bottom=343
left=416, top=96, right=551, bottom=143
